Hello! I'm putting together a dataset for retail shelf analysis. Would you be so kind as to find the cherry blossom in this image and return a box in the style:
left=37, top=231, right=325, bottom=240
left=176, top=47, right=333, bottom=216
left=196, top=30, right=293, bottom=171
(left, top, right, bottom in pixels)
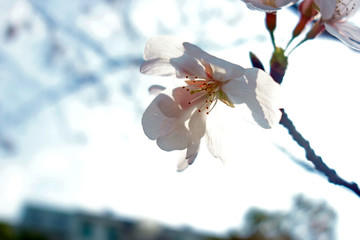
left=315, top=0, right=360, bottom=50
left=140, top=36, right=281, bottom=171
left=241, top=0, right=299, bottom=12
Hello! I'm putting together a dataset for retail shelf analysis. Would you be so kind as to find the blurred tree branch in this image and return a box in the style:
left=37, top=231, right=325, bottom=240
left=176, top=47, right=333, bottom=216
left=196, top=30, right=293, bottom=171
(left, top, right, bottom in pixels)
left=0, top=0, right=143, bottom=154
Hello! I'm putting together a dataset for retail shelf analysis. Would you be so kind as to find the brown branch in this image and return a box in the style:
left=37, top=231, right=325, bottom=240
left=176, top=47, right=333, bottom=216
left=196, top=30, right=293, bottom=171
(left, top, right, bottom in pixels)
left=279, top=108, right=360, bottom=197
left=250, top=46, right=360, bottom=198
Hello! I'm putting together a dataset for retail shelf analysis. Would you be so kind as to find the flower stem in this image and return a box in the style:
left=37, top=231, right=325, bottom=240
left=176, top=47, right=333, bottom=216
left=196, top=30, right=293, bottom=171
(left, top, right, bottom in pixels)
left=265, top=12, right=277, bottom=49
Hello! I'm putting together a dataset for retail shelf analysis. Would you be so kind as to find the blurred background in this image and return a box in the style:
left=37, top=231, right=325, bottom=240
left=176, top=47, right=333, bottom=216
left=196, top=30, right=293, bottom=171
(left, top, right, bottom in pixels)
left=0, top=0, right=360, bottom=239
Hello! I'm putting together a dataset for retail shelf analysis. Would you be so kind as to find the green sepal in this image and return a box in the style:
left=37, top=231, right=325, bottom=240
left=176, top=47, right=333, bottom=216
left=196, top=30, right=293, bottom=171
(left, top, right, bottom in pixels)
left=218, top=89, right=235, bottom=108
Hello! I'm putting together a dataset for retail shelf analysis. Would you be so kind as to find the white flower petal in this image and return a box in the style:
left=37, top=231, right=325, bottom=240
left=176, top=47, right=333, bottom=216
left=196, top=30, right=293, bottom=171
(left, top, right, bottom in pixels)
left=183, top=42, right=245, bottom=81
left=143, top=36, right=185, bottom=61
left=177, top=153, right=197, bottom=172
left=276, top=0, right=299, bottom=7
left=325, top=22, right=360, bottom=51
left=243, top=1, right=280, bottom=12
left=157, top=93, right=184, bottom=118
left=142, top=87, right=204, bottom=153
left=222, top=68, right=281, bottom=128
left=314, top=0, right=337, bottom=20
left=188, top=111, right=207, bottom=142
left=140, top=59, right=177, bottom=76
left=186, top=140, right=200, bottom=160
left=141, top=36, right=207, bottom=78
left=157, top=123, right=191, bottom=151
left=142, top=92, right=179, bottom=140
left=141, top=36, right=246, bottom=81
left=241, top=0, right=298, bottom=12
left=177, top=157, right=189, bottom=172
left=204, top=121, right=226, bottom=162
left=176, top=140, right=200, bottom=172
left=148, top=85, right=166, bottom=96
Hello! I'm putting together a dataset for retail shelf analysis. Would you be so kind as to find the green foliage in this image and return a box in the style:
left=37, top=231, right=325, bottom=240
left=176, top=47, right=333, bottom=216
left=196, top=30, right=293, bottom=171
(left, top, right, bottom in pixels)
left=0, top=222, right=49, bottom=240
left=0, top=222, right=17, bottom=240
left=205, top=195, right=336, bottom=240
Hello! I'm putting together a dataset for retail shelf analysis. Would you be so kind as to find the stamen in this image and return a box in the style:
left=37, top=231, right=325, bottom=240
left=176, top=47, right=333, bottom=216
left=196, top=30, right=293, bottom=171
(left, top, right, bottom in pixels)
left=182, top=76, right=223, bottom=115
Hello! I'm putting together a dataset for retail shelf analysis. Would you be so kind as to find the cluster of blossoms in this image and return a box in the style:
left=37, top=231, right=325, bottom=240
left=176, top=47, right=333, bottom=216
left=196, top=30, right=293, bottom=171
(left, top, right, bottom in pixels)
left=245, top=0, right=360, bottom=50
left=140, top=0, right=360, bottom=171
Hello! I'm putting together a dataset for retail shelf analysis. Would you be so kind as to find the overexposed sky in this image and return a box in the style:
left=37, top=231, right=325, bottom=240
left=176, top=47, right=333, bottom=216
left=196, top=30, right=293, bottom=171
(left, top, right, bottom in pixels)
left=1, top=0, right=360, bottom=239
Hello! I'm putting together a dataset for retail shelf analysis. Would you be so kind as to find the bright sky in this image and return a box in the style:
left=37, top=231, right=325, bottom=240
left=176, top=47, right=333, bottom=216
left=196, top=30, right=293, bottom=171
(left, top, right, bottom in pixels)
left=1, top=0, right=360, bottom=239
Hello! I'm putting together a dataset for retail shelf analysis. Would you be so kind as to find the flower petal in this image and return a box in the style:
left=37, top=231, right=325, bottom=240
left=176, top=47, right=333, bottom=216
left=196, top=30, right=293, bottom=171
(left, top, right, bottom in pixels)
left=157, top=123, right=191, bottom=151
left=182, top=43, right=245, bottom=81
left=222, top=68, right=281, bottom=128
left=148, top=85, right=166, bottom=96
left=141, top=36, right=206, bottom=78
left=176, top=140, right=200, bottom=172
left=325, top=22, right=360, bottom=51
left=177, top=156, right=189, bottom=172
left=276, top=0, right=299, bottom=7
left=314, top=0, right=337, bottom=20
left=141, top=36, right=246, bottom=82
left=142, top=92, right=179, bottom=140
left=242, top=0, right=280, bottom=12
left=142, top=87, right=206, bottom=152
left=140, top=59, right=178, bottom=76
left=188, top=111, right=207, bottom=142
left=172, top=86, right=207, bottom=110
left=186, top=140, right=201, bottom=160
left=204, top=121, right=226, bottom=162
left=241, top=0, right=298, bottom=11
left=143, top=36, right=185, bottom=61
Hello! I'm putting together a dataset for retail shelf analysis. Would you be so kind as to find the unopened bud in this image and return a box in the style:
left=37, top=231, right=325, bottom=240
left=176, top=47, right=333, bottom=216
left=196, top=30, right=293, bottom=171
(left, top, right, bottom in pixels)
left=270, top=47, right=288, bottom=84
left=266, top=12, right=276, bottom=32
left=249, top=52, right=265, bottom=71
left=292, top=0, right=318, bottom=39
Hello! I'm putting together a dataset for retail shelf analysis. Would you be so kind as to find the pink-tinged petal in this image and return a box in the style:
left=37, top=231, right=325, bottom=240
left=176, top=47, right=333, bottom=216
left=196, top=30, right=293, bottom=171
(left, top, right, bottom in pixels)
left=315, top=0, right=337, bottom=20
left=172, top=87, right=207, bottom=110
left=183, top=42, right=245, bottom=81
left=222, top=68, right=281, bottom=129
left=325, top=22, right=360, bottom=51
left=148, top=85, right=166, bottom=96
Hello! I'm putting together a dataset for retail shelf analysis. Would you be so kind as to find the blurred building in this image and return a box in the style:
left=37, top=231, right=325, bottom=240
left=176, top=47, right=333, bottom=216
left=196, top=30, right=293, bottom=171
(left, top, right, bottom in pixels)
left=19, top=204, right=208, bottom=240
